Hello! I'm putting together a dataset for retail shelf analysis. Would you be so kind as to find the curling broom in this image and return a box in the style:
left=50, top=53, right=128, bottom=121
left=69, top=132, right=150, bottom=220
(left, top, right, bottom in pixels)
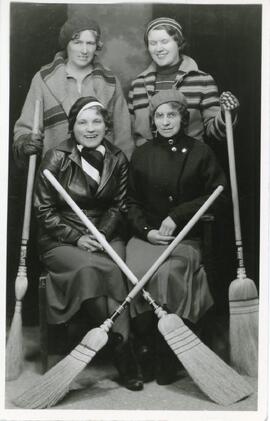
left=14, top=174, right=252, bottom=407
left=6, top=100, right=41, bottom=380
left=225, top=109, right=258, bottom=377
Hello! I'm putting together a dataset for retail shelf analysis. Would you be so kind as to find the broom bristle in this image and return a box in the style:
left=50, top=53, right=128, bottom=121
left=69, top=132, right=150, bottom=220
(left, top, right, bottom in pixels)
left=158, top=314, right=253, bottom=406
left=229, top=276, right=258, bottom=301
left=13, top=326, right=109, bottom=408
left=229, top=276, right=259, bottom=377
left=6, top=304, right=24, bottom=381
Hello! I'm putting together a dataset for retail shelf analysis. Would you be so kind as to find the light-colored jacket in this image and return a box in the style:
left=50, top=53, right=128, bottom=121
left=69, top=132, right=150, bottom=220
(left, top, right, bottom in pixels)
left=128, top=55, right=235, bottom=146
left=14, top=52, right=134, bottom=165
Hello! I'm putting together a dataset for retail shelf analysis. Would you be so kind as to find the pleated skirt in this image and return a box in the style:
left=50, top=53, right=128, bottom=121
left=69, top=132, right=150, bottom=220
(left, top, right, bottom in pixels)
left=42, top=240, right=127, bottom=324
left=126, top=237, right=214, bottom=324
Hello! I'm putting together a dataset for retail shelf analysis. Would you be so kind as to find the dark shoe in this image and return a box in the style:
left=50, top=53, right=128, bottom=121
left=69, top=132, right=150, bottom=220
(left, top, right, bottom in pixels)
left=113, top=336, right=144, bottom=391
left=155, top=332, right=179, bottom=385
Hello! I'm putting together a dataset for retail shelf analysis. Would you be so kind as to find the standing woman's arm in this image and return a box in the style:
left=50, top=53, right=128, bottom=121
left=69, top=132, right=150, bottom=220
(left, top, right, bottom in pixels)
left=111, top=76, right=134, bottom=160
left=13, top=72, right=44, bottom=167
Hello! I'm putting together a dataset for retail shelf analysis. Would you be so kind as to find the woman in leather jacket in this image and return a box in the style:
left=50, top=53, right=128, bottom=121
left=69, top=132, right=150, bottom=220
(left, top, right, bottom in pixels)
left=34, top=96, right=142, bottom=391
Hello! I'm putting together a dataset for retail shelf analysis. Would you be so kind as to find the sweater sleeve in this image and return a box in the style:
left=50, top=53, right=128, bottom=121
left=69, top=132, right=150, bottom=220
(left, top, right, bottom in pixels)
left=13, top=72, right=44, bottom=166
left=111, top=76, right=134, bottom=160
left=34, top=150, right=82, bottom=245
left=200, top=74, right=237, bottom=141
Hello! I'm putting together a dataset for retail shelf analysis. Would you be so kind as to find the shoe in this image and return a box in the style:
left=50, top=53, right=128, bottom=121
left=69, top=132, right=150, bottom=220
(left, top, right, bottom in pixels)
left=134, top=338, right=155, bottom=383
left=113, top=336, right=144, bottom=391
left=155, top=332, right=179, bottom=385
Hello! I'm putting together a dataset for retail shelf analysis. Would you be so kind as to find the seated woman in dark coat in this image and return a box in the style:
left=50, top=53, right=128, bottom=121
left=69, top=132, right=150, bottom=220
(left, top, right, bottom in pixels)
left=126, top=89, right=228, bottom=386
left=34, top=96, right=142, bottom=391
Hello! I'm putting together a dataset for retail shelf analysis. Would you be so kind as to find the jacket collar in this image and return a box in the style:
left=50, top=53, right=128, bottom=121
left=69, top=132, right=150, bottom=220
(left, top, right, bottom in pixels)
left=55, top=137, right=119, bottom=194
left=39, top=52, right=116, bottom=116
left=139, top=55, right=203, bottom=95
left=139, top=55, right=201, bottom=77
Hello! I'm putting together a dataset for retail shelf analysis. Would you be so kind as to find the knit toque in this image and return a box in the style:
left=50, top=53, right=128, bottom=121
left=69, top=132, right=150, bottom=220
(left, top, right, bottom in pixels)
left=149, top=89, right=187, bottom=115
left=144, top=17, right=183, bottom=44
left=59, top=16, right=101, bottom=49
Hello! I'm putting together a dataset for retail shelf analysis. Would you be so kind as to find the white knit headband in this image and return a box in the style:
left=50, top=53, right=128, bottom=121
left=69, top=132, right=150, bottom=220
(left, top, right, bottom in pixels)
left=77, top=101, right=104, bottom=119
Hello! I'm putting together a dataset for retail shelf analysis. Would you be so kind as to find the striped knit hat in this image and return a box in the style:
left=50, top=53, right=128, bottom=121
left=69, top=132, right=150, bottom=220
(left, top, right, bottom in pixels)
left=144, top=17, right=183, bottom=44
left=150, top=89, right=187, bottom=115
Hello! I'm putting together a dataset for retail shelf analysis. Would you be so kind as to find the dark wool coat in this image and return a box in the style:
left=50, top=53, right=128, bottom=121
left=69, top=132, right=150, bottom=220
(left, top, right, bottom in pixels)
left=126, top=133, right=228, bottom=322
left=127, top=133, right=228, bottom=240
left=34, top=137, right=128, bottom=254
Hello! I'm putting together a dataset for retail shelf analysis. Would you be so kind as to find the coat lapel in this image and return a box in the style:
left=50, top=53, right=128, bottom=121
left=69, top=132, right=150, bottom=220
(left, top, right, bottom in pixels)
left=96, top=151, right=118, bottom=195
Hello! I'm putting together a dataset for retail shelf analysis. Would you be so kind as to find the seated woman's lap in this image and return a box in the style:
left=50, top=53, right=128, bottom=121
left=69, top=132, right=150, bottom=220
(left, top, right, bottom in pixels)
left=42, top=239, right=127, bottom=324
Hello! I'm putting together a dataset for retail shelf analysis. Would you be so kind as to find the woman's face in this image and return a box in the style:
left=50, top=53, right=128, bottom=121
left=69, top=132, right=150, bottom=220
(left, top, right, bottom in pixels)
left=67, top=30, right=97, bottom=69
left=154, top=103, right=182, bottom=138
left=148, top=29, right=180, bottom=67
left=73, top=107, right=106, bottom=149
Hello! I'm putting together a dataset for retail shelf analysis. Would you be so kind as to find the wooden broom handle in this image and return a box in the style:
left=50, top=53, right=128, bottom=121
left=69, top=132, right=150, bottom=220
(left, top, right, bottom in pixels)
left=21, top=100, right=40, bottom=241
left=224, top=109, right=245, bottom=266
left=44, top=169, right=223, bottom=300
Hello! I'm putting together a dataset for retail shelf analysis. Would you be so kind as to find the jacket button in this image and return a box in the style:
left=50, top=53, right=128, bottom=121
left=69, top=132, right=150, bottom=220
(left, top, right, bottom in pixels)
left=168, top=139, right=174, bottom=145
left=143, top=226, right=148, bottom=230
left=168, top=196, right=173, bottom=202
left=171, top=146, right=177, bottom=152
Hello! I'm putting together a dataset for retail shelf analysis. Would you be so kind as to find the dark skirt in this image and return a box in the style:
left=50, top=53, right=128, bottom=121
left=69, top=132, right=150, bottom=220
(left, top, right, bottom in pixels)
left=126, top=237, right=213, bottom=324
left=42, top=240, right=127, bottom=324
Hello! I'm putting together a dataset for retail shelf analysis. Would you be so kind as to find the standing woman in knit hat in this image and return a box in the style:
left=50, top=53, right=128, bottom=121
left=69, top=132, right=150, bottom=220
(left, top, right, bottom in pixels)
left=126, top=89, right=228, bottom=385
left=128, top=16, right=239, bottom=146
left=33, top=96, right=143, bottom=391
left=13, top=15, right=134, bottom=166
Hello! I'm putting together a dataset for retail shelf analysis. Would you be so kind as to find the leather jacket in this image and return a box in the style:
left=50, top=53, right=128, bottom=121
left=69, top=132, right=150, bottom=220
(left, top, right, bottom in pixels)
left=34, top=137, right=128, bottom=254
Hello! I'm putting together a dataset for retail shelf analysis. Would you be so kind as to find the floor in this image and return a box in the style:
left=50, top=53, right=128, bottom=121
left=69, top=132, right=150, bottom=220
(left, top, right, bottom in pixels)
left=5, top=326, right=258, bottom=412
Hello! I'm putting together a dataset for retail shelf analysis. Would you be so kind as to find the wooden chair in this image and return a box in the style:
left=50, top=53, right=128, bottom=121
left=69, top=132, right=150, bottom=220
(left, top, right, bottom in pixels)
left=38, top=215, right=217, bottom=374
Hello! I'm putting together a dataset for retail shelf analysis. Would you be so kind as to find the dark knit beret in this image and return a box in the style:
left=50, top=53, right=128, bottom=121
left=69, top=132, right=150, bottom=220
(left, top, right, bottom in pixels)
left=150, top=89, right=188, bottom=115
left=59, top=16, right=101, bottom=49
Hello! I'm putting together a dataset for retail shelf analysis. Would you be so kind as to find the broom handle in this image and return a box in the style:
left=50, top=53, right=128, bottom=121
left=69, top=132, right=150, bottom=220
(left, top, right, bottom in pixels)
left=44, top=169, right=223, bottom=307
left=16, top=100, right=40, bottom=299
left=224, top=109, right=245, bottom=270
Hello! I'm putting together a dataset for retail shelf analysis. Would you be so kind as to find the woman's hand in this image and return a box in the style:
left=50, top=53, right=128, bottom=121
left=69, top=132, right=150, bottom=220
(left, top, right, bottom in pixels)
left=159, top=216, right=177, bottom=236
left=77, top=234, right=104, bottom=252
left=22, top=132, right=44, bottom=156
left=147, top=229, right=175, bottom=245
left=220, top=91, right=240, bottom=112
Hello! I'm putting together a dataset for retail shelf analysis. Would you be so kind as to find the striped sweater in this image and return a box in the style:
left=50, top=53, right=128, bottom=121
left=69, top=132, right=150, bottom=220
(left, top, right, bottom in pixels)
left=128, top=55, right=233, bottom=146
left=14, top=52, right=134, bottom=166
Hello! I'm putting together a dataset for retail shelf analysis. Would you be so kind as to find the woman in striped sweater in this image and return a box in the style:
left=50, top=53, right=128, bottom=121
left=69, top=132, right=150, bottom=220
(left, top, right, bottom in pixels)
left=128, top=17, right=239, bottom=146
left=13, top=16, right=134, bottom=167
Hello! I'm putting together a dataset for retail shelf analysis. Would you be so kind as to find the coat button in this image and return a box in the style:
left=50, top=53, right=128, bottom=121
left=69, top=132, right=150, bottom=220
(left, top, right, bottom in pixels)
left=168, top=195, right=174, bottom=202
left=168, top=139, right=174, bottom=145
left=171, top=146, right=177, bottom=152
